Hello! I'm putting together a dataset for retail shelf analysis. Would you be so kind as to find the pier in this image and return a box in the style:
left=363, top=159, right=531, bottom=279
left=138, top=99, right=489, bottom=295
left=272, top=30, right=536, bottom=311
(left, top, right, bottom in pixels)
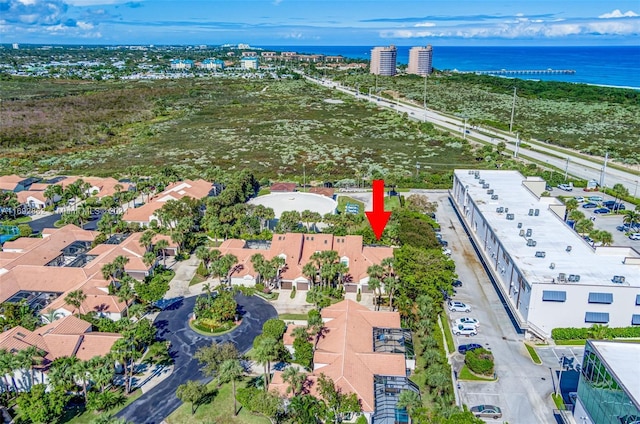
left=461, top=69, right=576, bottom=75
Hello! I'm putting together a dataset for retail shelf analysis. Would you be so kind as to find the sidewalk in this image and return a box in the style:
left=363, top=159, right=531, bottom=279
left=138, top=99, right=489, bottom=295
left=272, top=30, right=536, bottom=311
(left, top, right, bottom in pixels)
left=163, top=255, right=200, bottom=298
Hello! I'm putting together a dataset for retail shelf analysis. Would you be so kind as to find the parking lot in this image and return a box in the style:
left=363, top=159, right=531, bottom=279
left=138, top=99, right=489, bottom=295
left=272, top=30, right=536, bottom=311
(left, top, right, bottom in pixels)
left=424, top=191, right=559, bottom=424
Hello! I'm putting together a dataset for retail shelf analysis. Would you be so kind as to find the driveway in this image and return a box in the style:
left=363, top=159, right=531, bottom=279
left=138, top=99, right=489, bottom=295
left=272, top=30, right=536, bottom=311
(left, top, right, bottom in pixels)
left=434, top=193, right=557, bottom=424
left=116, top=294, right=277, bottom=424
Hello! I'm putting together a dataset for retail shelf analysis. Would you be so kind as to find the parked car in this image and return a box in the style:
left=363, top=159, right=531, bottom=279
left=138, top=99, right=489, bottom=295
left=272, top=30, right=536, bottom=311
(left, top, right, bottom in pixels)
left=594, top=208, right=610, bottom=214
left=453, top=324, right=477, bottom=336
left=455, top=317, right=480, bottom=327
left=574, top=196, right=585, bottom=203
left=617, top=225, right=626, bottom=232
left=470, top=405, right=503, bottom=419
left=439, top=239, right=449, bottom=247
left=630, top=233, right=640, bottom=241
left=457, top=343, right=483, bottom=354
left=582, top=202, right=598, bottom=209
left=557, top=183, right=573, bottom=191
left=601, top=201, right=625, bottom=211
left=452, top=279, right=463, bottom=287
left=442, top=247, right=452, bottom=256
left=448, top=300, right=471, bottom=312
left=545, top=185, right=553, bottom=191
left=588, top=195, right=604, bottom=202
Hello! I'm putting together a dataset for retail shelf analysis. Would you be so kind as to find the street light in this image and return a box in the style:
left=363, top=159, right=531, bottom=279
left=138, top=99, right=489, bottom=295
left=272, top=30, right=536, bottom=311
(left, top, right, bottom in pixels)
left=463, top=117, right=468, bottom=140
left=634, top=180, right=638, bottom=199
left=556, top=354, right=566, bottom=397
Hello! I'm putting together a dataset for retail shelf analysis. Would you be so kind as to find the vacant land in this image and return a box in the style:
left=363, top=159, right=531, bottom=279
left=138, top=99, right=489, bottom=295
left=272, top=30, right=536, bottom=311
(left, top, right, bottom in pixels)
left=0, top=77, right=478, bottom=179
left=336, top=73, right=640, bottom=165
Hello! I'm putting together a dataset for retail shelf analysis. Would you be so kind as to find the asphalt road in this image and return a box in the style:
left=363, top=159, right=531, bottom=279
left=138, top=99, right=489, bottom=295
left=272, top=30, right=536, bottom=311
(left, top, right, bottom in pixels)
left=433, top=192, right=557, bottom=424
left=116, top=294, right=277, bottom=424
left=311, top=76, right=639, bottom=195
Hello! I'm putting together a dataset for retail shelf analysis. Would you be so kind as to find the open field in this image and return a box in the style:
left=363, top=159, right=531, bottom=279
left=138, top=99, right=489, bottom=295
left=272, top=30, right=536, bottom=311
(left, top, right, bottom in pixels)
left=0, top=77, right=481, bottom=179
left=336, top=73, right=640, bottom=165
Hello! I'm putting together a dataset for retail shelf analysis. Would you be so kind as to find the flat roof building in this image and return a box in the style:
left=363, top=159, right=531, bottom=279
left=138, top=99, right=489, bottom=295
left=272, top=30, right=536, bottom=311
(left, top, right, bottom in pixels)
left=240, top=57, right=259, bottom=70
left=574, top=340, right=640, bottom=424
left=370, top=45, right=397, bottom=76
left=450, top=170, right=640, bottom=340
left=407, top=45, right=433, bottom=76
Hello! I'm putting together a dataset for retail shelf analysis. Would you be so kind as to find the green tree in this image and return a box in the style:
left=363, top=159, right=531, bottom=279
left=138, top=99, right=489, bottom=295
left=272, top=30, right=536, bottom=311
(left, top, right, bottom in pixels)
left=176, top=380, right=208, bottom=415
left=397, top=389, right=421, bottom=420
left=65, top=289, right=86, bottom=315
left=253, top=336, right=279, bottom=388
left=154, top=239, right=170, bottom=266
left=16, top=384, right=68, bottom=424
left=568, top=210, right=585, bottom=222
left=317, top=373, right=361, bottom=423
left=218, top=359, right=245, bottom=416
left=262, top=319, right=286, bottom=340
left=195, top=341, right=239, bottom=378
left=282, top=366, right=306, bottom=396
left=564, top=198, right=579, bottom=218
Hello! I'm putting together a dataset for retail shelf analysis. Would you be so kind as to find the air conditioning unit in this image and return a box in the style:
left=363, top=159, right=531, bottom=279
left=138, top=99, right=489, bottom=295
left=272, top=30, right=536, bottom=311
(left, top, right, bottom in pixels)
left=478, top=179, right=485, bottom=184
left=517, top=222, right=523, bottom=228
left=519, top=229, right=525, bottom=237
left=566, top=246, right=572, bottom=252
left=482, top=184, right=490, bottom=189
left=527, top=239, right=537, bottom=247
left=535, top=251, right=546, bottom=258
left=491, top=195, right=499, bottom=200
left=526, top=229, right=533, bottom=237
left=504, top=208, right=509, bottom=213
left=468, top=170, right=475, bottom=175
left=534, top=209, right=540, bottom=216
left=496, top=207, right=504, bottom=213
left=487, top=189, right=494, bottom=194
left=528, top=209, right=534, bottom=216
left=612, top=275, right=626, bottom=284
left=506, top=213, right=515, bottom=220
left=474, top=173, right=480, bottom=179
left=549, top=263, right=556, bottom=269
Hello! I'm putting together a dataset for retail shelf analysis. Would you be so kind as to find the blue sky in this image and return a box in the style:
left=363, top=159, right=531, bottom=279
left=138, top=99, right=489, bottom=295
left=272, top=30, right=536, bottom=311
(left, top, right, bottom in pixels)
left=1, top=0, right=639, bottom=45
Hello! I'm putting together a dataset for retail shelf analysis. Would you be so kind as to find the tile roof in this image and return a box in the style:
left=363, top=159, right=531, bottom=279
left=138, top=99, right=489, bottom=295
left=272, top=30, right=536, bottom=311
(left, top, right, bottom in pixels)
left=270, top=183, right=297, bottom=192
left=0, top=315, right=120, bottom=363
left=17, top=190, right=47, bottom=204
left=1, top=237, right=41, bottom=252
left=219, top=233, right=393, bottom=284
left=309, top=187, right=335, bottom=198
left=0, top=266, right=89, bottom=303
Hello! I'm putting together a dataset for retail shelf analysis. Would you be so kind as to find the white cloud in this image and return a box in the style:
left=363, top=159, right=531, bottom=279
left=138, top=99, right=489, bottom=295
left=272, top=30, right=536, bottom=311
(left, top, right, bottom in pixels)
left=598, top=9, right=638, bottom=19
left=414, top=22, right=435, bottom=27
left=63, top=0, right=132, bottom=5
left=76, top=20, right=93, bottom=29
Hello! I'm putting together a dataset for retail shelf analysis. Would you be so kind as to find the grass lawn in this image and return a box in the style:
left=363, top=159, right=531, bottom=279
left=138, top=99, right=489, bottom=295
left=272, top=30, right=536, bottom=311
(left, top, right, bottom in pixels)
left=440, top=314, right=455, bottom=354
left=551, top=393, right=566, bottom=410
left=458, top=365, right=496, bottom=382
left=337, top=196, right=365, bottom=214
left=166, top=380, right=269, bottom=424
left=525, top=343, right=542, bottom=364
left=2, top=216, right=32, bottom=225
left=384, top=195, right=401, bottom=210
left=555, top=338, right=640, bottom=346
left=61, top=389, right=142, bottom=424
left=189, top=274, right=207, bottom=286
left=278, top=313, right=308, bottom=321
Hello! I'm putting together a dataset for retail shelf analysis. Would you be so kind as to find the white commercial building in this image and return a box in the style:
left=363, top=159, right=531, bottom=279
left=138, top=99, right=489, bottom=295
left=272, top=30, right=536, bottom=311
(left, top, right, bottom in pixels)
left=407, top=45, right=433, bottom=76
left=240, top=57, right=259, bottom=70
left=451, top=170, right=640, bottom=340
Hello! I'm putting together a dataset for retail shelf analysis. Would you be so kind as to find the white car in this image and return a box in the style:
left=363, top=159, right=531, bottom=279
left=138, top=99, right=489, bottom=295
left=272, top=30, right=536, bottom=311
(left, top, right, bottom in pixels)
left=453, top=324, right=478, bottom=336
left=574, top=196, right=585, bottom=203
left=455, top=317, right=480, bottom=328
left=630, top=233, right=640, bottom=241
left=442, top=247, right=452, bottom=256
left=448, top=301, right=471, bottom=312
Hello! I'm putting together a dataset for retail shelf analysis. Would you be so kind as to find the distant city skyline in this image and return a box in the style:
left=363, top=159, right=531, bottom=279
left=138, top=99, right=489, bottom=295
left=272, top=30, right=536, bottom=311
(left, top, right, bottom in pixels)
left=1, top=0, right=639, bottom=46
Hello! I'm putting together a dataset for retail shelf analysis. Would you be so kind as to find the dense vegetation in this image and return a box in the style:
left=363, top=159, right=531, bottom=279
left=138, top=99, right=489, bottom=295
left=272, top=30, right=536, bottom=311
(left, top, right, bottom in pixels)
left=552, top=324, right=640, bottom=340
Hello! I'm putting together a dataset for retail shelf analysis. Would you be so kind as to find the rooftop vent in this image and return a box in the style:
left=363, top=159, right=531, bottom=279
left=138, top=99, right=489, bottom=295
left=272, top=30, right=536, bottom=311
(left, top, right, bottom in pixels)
left=612, top=275, right=626, bottom=284
left=479, top=179, right=485, bottom=184
left=534, top=209, right=540, bottom=216
left=526, top=228, right=533, bottom=237
left=568, top=274, right=581, bottom=282
left=517, top=222, right=523, bottom=228
left=550, top=263, right=556, bottom=270
left=474, top=173, right=480, bottom=179
left=491, top=195, right=499, bottom=200
left=528, top=209, right=534, bottom=216
left=482, top=183, right=490, bottom=189
left=504, top=208, right=509, bottom=213
left=487, top=189, right=494, bottom=194
left=468, top=170, right=475, bottom=175
left=506, top=213, right=515, bottom=220
left=566, top=246, right=572, bottom=252
left=519, top=229, right=525, bottom=237
left=527, top=239, right=537, bottom=247
left=535, top=251, right=546, bottom=258
left=496, top=207, right=504, bottom=213
left=558, top=273, right=566, bottom=282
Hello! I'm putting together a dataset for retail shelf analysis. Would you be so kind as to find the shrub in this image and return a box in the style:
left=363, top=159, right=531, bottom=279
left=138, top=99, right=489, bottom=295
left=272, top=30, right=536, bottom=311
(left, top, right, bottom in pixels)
left=290, top=286, right=296, bottom=299
left=262, top=319, right=286, bottom=340
left=552, top=326, right=640, bottom=341
left=356, top=288, right=362, bottom=302
left=255, top=282, right=265, bottom=293
left=196, top=261, right=208, bottom=277
left=18, top=224, right=32, bottom=237
left=465, top=348, right=494, bottom=376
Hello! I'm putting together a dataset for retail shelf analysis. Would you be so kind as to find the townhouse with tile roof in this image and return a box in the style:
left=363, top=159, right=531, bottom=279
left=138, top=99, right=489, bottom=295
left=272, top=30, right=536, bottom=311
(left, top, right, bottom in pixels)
left=123, top=179, right=217, bottom=227
left=0, top=225, right=178, bottom=321
left=218, top=233, right=394, bottom=292
left=270, top=300, right=417, bottom=424
left=0, top=314, right=121, bottom=391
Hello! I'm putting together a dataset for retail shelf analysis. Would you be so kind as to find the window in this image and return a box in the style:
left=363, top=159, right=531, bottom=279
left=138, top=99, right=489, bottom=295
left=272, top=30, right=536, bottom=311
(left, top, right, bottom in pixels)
left=632, top=315, right=640, bottom=325
left=588, top=292, right=613, bottom=304
left=542, top=291, right=566, bottom=302
left=585, top=312, right=609, bottom=324
left=636, top=294, right=640, bottom=306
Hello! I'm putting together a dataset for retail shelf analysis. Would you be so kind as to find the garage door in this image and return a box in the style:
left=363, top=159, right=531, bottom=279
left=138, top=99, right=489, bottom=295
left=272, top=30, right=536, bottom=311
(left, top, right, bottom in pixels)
left=362, top=284, right=373, bottom=293
left=297, top=282, right=309, bottom=291
left=345, top=284, right=358, bottom=293
left=281, top=281, right=292, bottom=290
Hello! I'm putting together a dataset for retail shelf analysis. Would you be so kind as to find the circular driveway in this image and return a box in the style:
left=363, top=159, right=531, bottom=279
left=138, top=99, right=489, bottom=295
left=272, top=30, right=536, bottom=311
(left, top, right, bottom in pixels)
left=116, top=294, right=277, bottom=424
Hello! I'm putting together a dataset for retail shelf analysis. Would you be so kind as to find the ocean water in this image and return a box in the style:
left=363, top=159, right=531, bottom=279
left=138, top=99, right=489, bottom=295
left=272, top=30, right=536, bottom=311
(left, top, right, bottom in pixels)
left=261, top=45, right=640, bottom=89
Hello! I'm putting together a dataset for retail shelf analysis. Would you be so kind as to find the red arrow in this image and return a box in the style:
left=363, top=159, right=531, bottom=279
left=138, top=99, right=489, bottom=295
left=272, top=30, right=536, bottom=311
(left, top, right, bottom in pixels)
left=365, top=179, right=391, bottom=240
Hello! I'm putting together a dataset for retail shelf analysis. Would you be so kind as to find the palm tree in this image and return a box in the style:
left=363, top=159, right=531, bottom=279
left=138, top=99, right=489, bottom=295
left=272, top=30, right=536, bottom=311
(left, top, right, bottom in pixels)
left=253, top=336, right=278, bottom=388
left=113, top=255, right=130, bottom=278
left=73, top=359, right=93, bottom=403
left=16, top=346, right=44, bottom=390
left=139, top=230, right=155, bottom=252
left=143, top=251, right=157, bottom=271
left=154, top=239, right=169, bottom=266
left=42, top=308, right=62, bottom=324
left=599, top=230, right=614, bottom=246
left=195, top=245, right=212, bottom=271
left=218, top=359, right=245, bottom=416
left=65, top=289, right=86, bottom=315
left=117, top=278, right=135, bottom=317
left=575, top=219, right=594, bottom=235
left=282, top=366, right=306, bottom=396
left=587, top=324, right=610, bottom=340
left=568, top=210, right=585, bottom=223
left=397, top=389, right=421, bottom=422
left=564, top=198, right=579, bottom=219
left=0, top=349, right=16, bottom=392
left=302, top=263, right=317, bottom=287
left=623, top=210, right=640, bottom=228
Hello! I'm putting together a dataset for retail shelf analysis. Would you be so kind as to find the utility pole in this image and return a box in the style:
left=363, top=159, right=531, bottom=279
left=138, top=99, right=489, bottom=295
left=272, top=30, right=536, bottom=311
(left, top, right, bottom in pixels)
left=423, top=73, right=428, bottom=109
left=600, top=152, right=609, bottom=188
left=514, top=132, right=520, bottom=158
left=509, top=86, right=517, bottom=133
left=564, top=157, right=570, bottom=181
